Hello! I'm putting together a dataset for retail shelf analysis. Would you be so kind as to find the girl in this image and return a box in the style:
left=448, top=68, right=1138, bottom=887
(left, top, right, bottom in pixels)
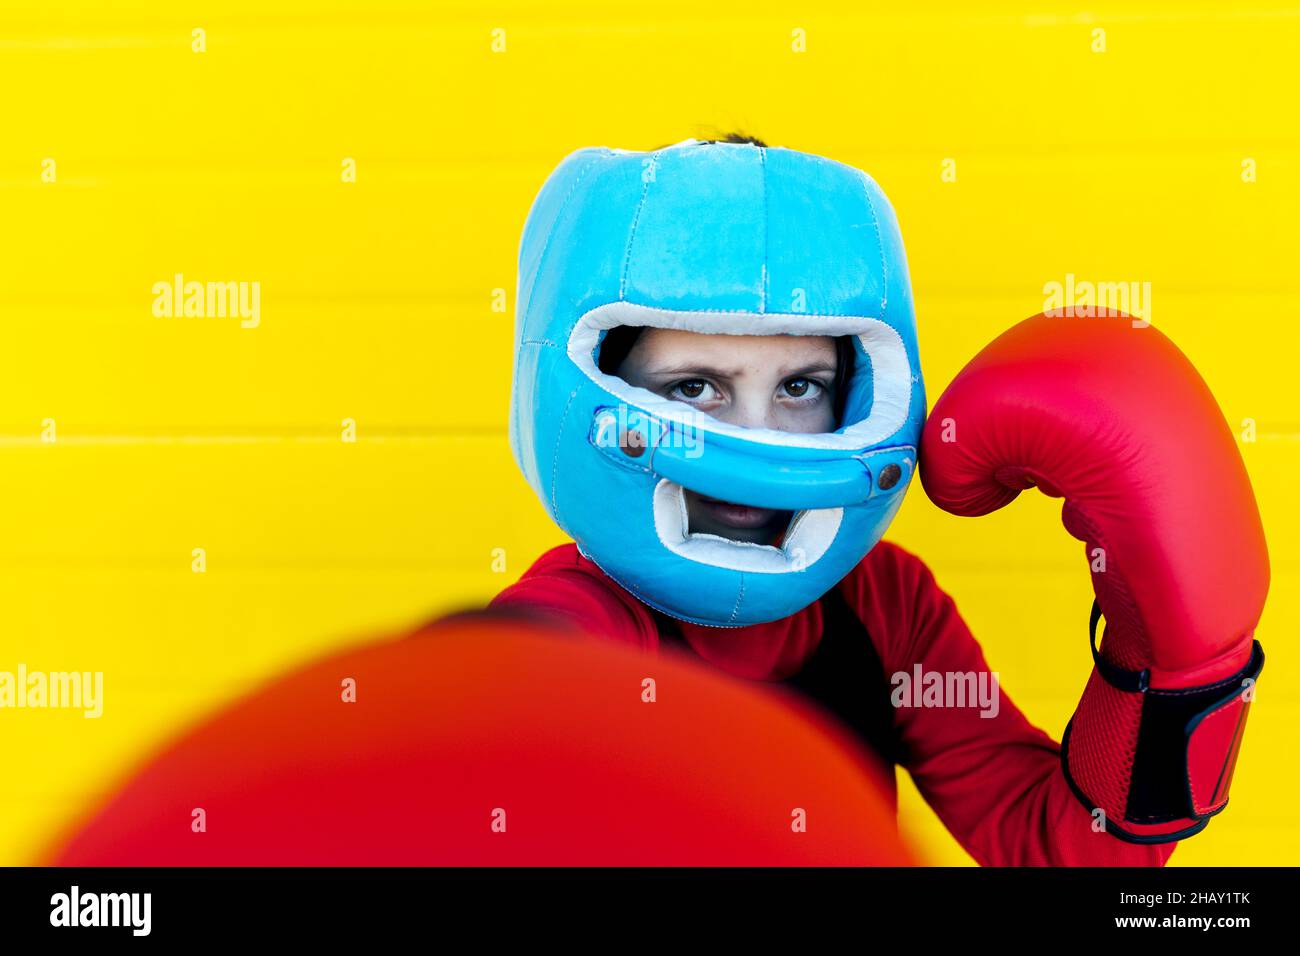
left=492, top=135, right=1266, bottom=865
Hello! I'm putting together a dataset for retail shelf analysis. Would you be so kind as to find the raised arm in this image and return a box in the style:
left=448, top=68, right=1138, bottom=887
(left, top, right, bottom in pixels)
left=851, top=543, right=1174, bottom=865
left=917, top=313, right=1268, bottom=854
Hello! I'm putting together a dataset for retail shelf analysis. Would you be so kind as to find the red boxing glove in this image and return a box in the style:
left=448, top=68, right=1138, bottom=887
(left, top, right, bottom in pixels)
left=48, top=610, right=911, bottom=865
left=920, top=312, right=1268, bottom=843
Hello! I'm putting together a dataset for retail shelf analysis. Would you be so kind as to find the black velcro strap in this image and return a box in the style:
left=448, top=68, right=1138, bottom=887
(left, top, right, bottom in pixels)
left=1126, top=638, right=1265, bottom=823
left=1065, top=602, right=1267, bottom=842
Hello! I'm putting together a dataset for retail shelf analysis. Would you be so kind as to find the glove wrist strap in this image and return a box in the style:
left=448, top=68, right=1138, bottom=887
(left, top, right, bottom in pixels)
left=1061, top=601, right=1265, bottom=844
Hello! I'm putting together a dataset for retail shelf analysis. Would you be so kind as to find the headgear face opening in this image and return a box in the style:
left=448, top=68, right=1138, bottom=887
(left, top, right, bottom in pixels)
left=510, top=139, right=925, bottom=627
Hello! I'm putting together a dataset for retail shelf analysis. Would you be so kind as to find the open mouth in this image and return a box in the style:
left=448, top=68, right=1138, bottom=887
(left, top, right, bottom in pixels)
left=652, top=480, right=842, bottom=573
left=695, top=496, right=786, bottom=531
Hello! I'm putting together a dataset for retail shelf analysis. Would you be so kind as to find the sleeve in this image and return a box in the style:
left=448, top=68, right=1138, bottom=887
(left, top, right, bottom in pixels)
left=489, top=551, right=659, bottom=650
left=852, top=545, right=1175, bottom=867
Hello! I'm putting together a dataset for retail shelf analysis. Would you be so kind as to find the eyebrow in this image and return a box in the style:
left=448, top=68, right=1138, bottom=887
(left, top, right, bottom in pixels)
left=644, top=362, right=838, bottom=379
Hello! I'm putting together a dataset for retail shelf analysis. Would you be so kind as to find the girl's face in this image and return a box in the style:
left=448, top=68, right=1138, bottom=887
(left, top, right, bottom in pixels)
left=612, top=328, right=840, bottom=545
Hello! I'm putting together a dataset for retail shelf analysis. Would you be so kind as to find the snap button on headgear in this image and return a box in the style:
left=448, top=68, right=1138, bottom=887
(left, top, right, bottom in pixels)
left=621, top=430, right=647, bottom=457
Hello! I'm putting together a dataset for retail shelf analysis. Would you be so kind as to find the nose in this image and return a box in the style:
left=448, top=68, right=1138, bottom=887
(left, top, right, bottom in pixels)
left=716, top=382, right=783, bottom=432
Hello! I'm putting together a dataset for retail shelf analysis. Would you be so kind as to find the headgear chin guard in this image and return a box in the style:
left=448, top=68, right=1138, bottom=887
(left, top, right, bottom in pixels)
left=509, top=139, right=925, bottom=627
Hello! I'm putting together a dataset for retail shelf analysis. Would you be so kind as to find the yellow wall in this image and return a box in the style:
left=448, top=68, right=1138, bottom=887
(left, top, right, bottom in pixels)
left=1, top=1, right=1295, bottom=865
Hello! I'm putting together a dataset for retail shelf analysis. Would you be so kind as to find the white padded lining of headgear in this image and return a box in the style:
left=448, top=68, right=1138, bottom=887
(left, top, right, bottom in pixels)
left=569, top=300, right=912, bottom=450
left=652, top=480, right=842, bottom=573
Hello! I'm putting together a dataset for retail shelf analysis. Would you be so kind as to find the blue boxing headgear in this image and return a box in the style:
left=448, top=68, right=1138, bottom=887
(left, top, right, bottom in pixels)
left=509, top=139, right=925, bottom=627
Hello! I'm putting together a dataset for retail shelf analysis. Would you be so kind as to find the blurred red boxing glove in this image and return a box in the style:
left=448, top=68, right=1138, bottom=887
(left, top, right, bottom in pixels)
left=920, top=312, right=1268, bottom=843
left=48, top=610, right=911, bottom=865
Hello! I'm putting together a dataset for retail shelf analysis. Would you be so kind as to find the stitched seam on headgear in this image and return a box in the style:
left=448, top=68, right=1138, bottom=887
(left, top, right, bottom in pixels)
left=858, top=173, right=888, bottom=314
left=759, top=146, right=769, bottom=314
left=619, top=148, right=666, bottom=302
left=515, top=153, right=605, bottom=463
left=521, top=152, right=606, bottom=327
left=577, top=543, right=741, bottom=630
left=549, top=386, right=582, bottom=517
left=728, top=574, right=746, bottom=625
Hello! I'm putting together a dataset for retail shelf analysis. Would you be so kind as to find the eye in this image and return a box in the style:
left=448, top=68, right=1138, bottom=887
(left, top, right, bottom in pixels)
left=782, top=377, right=825, bottom=401
left=669, top=379, right=718, bottom=403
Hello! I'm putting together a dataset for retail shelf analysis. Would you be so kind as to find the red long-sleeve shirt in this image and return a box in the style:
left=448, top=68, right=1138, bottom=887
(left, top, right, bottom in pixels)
left=491, top=539, right=1175, bottom=867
